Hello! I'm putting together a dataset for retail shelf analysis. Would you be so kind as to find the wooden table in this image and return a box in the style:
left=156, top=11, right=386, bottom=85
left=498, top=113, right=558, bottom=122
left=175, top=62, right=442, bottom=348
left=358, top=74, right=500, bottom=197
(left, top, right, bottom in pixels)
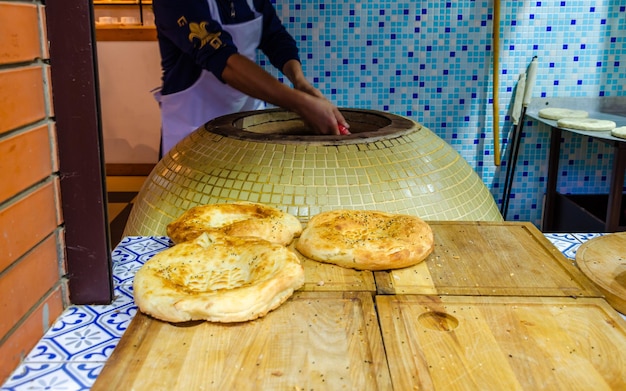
left=92, top=222, right=626, bottom=390
left=526, top=97, right=626, bottom=233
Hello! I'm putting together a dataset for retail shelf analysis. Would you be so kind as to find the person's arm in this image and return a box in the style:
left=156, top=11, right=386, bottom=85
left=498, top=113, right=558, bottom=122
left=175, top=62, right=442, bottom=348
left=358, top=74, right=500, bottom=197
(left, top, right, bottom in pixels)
left=153, top=0, right=347, bottom=134
left=251, top=0, right=349, bottom=134
left=222, top=54, right=347, bottom=135
left=281, top=59, right=350, bottom=134
left=281, top=59, right=324, bottom=99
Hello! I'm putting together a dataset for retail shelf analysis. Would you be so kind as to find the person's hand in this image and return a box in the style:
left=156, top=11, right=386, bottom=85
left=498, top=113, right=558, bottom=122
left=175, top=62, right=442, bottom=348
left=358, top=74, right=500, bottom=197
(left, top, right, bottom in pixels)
left=281, top=59, right=350, bottom=135
left=289, top=73, right=350, bottom=135
left=223, top=56, right=349, bottom=135
left=293, top=94, right=349, bottom=135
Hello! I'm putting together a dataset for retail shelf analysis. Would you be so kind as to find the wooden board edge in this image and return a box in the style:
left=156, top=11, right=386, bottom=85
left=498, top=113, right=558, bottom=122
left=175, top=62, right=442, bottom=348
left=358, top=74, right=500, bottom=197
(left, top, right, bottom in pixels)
left=514, top=221, right=603, bottom=297
left=376, top=294, right=626, bottom=323
left=576, top=235, right=626, bottom=314
left=373, top=271, right=396, bottom=294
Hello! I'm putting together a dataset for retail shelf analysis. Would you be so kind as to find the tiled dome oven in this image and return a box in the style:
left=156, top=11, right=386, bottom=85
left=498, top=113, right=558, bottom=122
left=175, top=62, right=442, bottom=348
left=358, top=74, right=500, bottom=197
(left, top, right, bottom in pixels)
left=124, top=108, right=502, bottom=236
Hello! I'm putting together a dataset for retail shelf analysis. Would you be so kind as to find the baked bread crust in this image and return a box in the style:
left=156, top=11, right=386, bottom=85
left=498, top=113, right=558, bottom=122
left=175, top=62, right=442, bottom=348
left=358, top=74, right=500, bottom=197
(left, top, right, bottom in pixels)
left=166, top=202, right=302, bottom=245
left=295, top=209, right=434, bottom=270
left=133, top=233, right=305, bottom=323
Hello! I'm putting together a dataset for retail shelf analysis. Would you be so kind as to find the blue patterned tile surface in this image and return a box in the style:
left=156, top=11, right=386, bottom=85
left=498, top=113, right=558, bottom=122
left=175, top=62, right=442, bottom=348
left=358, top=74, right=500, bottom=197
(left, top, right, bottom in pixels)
left=1, top=237, right=172, bottom=391
left=4, top=363, right=104, bottom=391
left=544, top=232, right=585, bottom=260
left=3, top=233, right=625, bottom=390
left=544, top=232, right=609, bottom=260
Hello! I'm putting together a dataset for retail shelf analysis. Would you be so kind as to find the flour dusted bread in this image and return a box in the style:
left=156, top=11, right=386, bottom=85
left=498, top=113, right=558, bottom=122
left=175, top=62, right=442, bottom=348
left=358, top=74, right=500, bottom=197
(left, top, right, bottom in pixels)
left=538, top=107, right=588, bottom=120
left=557, top=118, right=616, bottom=131
left=134, top=233, right=304, bottom=323
left=611, top=126, right=626, bottom=139
left=296, top=209, right=434, bottom=270
left=167, top=202, right=302, bottom=245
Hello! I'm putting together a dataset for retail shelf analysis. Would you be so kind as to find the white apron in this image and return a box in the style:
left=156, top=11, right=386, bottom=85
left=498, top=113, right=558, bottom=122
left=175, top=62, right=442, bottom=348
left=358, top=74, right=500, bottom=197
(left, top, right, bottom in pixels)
left=157, top=0, right=265, bottom=154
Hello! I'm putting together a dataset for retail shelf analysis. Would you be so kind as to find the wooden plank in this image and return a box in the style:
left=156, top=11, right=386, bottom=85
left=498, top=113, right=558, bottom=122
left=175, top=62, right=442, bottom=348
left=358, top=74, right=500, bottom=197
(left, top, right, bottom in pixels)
left=377, top=295, right=626, bottom=391
left=105, top=163, right=155, bottom=176
left=576, top=232, right=626, bottom=314
left=95, top=26, right=157, bottom=41
left=289, top=241, right=376, bottom=292
left=92, top=291, right=392, bottom=390
left=374, top=221, right=600, bottom=297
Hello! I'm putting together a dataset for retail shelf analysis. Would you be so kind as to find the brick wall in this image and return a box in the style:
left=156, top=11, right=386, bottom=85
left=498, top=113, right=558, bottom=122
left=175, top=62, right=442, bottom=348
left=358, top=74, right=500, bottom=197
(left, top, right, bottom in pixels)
left=0, top=1, right=68, bottom=382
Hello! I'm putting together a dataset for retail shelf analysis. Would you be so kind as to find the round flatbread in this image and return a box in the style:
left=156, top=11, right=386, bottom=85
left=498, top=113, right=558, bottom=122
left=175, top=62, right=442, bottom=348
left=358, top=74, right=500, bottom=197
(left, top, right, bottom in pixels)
left=166, top=202, right=302, bottom=245
left=134, top=232, right=305, bottom=323
left=611, top=126, right=626, bottom=139
left=557, top=117, right=617, bottom=131
left=538, top=107, right=588, bottom=120
left=295, top=209, right=434, bottom=271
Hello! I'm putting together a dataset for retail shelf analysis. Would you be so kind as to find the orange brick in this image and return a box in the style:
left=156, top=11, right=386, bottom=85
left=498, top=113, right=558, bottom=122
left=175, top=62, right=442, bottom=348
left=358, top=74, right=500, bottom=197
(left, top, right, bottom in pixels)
left=0, top=66, right=47, bottom=135
left=0, top=235, right=62, bottom=339
left=0, top=181, right=60, bottom=272
left=38, top=4, right=49, bottom=60
left=0, top=125, right=54, bottom=204
left=0, top=3, right=41, bottom=65
left=0, top=286, right=64, bottom=384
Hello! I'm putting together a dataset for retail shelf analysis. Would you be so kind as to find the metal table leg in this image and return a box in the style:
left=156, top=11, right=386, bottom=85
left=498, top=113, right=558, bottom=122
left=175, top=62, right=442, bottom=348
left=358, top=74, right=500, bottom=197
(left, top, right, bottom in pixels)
left=542, top=126, right=561, bottom=231
left=606, top=142, right=626, bottom=232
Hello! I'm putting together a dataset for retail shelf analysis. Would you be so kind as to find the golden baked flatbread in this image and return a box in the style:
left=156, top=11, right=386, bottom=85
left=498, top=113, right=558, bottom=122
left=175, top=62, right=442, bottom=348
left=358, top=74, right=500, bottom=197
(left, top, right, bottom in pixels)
left=134, top=233, right=304, bottom=323
left=295, top=209, right=434, bottom=271
left=166, top=202, right=302, bottom=245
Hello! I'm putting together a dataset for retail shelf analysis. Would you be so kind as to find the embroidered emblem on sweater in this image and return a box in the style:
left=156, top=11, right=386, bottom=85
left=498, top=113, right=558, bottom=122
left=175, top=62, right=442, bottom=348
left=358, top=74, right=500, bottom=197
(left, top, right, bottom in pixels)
left=188, top=21, right=223, bottom=49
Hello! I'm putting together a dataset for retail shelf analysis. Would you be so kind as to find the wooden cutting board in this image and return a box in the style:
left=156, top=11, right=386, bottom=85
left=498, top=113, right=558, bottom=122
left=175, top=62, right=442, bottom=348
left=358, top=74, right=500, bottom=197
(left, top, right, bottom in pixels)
left=375, top=221, right=601, bottom=297
left=289, top=241, right=376, bottom=292
left=91, top=291, right=391, bottom=391
left=377, top=295, right=626, bottom=391
left=576, top=232, right=626, bottom=314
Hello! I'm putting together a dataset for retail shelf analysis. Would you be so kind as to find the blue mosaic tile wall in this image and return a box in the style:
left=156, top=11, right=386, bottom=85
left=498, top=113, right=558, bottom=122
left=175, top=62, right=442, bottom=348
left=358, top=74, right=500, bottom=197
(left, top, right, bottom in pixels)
left=260, top=0, right=625, bottom=228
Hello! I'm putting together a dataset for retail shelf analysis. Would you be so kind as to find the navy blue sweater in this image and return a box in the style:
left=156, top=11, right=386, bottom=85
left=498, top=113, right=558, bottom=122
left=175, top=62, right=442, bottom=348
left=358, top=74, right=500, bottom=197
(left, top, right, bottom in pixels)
left=152, top=0, right=300, bottom=95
